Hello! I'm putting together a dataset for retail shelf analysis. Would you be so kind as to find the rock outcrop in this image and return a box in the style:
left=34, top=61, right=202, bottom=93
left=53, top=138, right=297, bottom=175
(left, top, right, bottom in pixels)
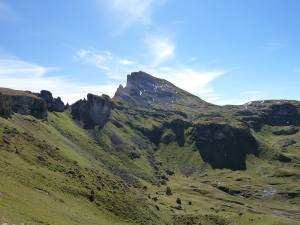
left=273, top=127, right=298, bottom=136
left=0, top=88, right=47, bottom=119
left=263, top=103, right=300, bottom=126
left=188, top=123, right=258, bottom=170
left=71, top=94, right=114, bottom=129
left=137, top=117, right=258, bottom=171
left=35, top=90, right=65, bottom=112
left=227, top=100, right=300, bottom=130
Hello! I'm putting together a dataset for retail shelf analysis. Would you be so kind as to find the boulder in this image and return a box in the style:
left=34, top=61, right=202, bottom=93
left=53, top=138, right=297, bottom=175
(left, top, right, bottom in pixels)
left=166, top=186, right=172, bottom=195
left=128, top=151, right=141, bottom=160
left=165, top=169, right=175, bottom=176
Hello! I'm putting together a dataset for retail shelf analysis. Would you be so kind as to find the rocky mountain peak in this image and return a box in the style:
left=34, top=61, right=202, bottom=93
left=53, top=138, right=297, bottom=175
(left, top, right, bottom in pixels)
left=126, top=71, right=166, bottom=90
left=115, top=71, right=174, bottom=99
left=114, top=71, right=213, bottom=113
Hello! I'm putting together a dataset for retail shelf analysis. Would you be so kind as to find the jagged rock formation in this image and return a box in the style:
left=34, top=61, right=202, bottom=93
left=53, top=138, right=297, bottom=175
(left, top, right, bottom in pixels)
left=71, top=93, right=114, bottom=129
left=0, top=88, right=47, bottom=119
left=35, top=90, right=65, bottom=112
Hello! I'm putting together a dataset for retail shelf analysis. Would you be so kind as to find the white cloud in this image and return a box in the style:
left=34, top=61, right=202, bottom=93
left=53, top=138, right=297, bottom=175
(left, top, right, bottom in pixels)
left=0, top=57, right=118, bottom=103
left=75, top=49, right=112, bottom=71
left=75, top=48, right=136, bottom=80
left=0, top=52, right=228, bottom=105
left=119, top=59, right=135, bottom=65
left=146, top=36, right=175, bottom=66
left=0, top=58, right=55, bottom=77
left=153, top=67, right=226, bottom=96
left=104, top=0, right=165, bottom=30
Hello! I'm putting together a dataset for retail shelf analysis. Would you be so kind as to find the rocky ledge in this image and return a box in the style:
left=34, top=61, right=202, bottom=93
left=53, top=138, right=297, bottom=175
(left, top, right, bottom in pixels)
left=0, top=88, right=47, bottom=119
left=0, top=88, right=65, bottom=119
left=137, top=118, right=258, bottom=170
left=226, top=100, right=300, bottom=130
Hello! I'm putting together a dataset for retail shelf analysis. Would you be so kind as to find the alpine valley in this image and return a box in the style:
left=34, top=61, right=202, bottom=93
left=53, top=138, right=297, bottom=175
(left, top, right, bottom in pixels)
left=0, top=71, right=300, bottom=225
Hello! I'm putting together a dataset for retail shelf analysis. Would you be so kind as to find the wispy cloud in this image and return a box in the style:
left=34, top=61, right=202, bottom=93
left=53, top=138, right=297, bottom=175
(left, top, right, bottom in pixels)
left=261, top=41, right=285, bottom=52
left=154, top=67, right=226, bottom=97
left=74, top=48, right=136, bottom=80
left=0, top=50, right=227, bottom=105
left=75, top=49, right=113, bottom=71
left=74, top=48, right=227, bottom=102
left=119, top=59, right=135, bottom=65
left=0, top=57, right=118, bottom=103
left=103, top=0, right=166, bottom=31
left=0, top=1, right=19, bottom=21
left=0, top=58, right=55, bottom=77
left=145, top=35, right=175, bottom=66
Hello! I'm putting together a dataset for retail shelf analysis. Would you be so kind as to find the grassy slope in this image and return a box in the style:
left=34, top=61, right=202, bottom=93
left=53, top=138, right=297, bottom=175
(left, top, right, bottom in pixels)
left=0, top=113, right=166, bottom=225
left=1, top=111, right=300, bottom=225
left=150, top=123, right=300, bottom=225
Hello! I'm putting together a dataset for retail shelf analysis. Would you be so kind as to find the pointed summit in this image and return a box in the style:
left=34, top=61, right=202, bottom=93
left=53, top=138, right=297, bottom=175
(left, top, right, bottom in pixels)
left=114, top=71, right=218, bottom=114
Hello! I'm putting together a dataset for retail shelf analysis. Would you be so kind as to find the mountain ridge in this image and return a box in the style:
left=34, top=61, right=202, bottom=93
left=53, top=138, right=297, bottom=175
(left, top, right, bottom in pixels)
left=0, top=71, right=300, bottom=225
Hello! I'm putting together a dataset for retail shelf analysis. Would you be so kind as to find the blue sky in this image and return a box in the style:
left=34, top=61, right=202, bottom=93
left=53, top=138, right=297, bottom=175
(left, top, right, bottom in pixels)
left=0, top=0, right=299, bottom=104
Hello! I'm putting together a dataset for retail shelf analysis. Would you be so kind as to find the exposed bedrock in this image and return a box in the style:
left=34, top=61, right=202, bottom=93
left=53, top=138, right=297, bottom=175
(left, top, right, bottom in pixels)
left=0, top=91, right=47, bottom=119
left=228, top=101, right=300, bottom=131
left=71, top=93, right=114, bottom=129
left=35, top=90, right=65, bottom=112
left=188, top=123, right=258, bottom=170
left=138, top=118, right=258, bottom=171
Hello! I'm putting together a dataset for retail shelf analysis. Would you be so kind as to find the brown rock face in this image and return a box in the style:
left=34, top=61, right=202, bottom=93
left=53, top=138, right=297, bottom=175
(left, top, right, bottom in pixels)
left=71, top=94, right=114, bottom=129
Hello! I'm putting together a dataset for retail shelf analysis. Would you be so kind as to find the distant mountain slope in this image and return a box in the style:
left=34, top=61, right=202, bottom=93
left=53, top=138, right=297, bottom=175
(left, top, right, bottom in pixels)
left=0, top=72, right=300, bottom=225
